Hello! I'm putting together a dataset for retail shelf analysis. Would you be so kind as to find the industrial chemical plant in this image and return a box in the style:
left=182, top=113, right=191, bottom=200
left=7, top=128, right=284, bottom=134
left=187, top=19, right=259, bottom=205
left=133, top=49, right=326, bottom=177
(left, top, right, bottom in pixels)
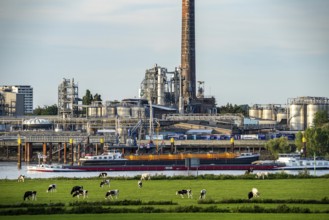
left=1, top=1, right=329, bottom=160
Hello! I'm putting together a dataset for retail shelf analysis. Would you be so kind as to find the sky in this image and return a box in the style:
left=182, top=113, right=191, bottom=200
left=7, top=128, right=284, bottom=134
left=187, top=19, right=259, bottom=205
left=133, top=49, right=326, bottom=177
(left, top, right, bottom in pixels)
left=1, top=0, right=328, bottom=109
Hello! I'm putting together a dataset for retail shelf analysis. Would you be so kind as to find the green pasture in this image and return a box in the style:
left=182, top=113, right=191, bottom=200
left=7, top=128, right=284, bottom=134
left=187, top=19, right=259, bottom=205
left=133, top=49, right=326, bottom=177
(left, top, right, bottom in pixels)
left=1, top=213, right=329, bottom=220
left=0, top=176, right=329, bottom=219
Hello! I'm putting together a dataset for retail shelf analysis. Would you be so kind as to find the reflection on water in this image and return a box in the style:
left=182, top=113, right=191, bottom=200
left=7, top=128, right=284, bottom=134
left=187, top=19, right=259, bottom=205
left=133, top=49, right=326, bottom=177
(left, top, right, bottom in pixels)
left=0, top=162, right=328, bottom=180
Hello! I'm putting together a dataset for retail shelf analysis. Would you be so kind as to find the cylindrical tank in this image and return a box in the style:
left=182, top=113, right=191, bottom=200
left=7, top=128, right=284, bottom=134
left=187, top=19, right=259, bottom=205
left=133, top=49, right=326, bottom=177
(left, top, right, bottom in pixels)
left=262, top=109, right=274, bottom=120
left=307, top=104, right=328, bottom=127
left=276, top=112, right=287, bottom=123
left=106, top=106, right=116, bottom=117
left=249, top=109, right=261, bottom=118
left=289, top=104, right=305, bottom=130
left=117, top=106, right=131, bottom=117
left=131, top=106, right=146, bottom=118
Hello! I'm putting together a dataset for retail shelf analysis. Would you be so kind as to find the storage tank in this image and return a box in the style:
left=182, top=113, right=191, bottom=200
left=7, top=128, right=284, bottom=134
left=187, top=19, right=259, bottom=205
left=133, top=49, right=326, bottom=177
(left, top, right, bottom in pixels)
left=249, top=109, right=261, bottom=119
left=131, top=106, right=146, bottom=118
left=106, top=106, right=116, bottom=117
left=117, top=106, right=131, bottom=118
left=307, top=104, right=328, bottom=127
left=276, top=112, right=287, bottom=123
left=262, top=108, right=274, bottom=120
left=289, top=104, right=305, bottom=130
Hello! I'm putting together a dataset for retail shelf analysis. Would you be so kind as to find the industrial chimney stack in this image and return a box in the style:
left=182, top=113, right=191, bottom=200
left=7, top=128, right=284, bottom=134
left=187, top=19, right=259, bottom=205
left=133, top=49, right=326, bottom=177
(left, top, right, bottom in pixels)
left=181, top=0, right=196, bottom=103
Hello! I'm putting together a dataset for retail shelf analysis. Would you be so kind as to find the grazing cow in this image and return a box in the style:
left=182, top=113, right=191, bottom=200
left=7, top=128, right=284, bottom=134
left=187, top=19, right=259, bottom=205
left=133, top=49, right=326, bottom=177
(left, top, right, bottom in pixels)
left=176, top=189, right=192, bottom=199
left=140, top=173, right=151, bottom=180
left=72, top=189, right=88, bottom=199
left=199, top=189, right=207, bottom=200
left=47, top=184, right=57, bottom=193
left=100, top=179, right=110, bottom=188
left=18, top=175, right=25, bottom=182
left=99, top=172, right=107, bottom=178
left=23, top=191, right=37, bottom=201
left=256, top=172, right=268, bottom=179
left=105, top=189, right=119, bottom=200
left=70, top=186, right=83, bottom=194
left=248, top=188, right=260, bottom=200
left=138, top=180, right=142, bottom=188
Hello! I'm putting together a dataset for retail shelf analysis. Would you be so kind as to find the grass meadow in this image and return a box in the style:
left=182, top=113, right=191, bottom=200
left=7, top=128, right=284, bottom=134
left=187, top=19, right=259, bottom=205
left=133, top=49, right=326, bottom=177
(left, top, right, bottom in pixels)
left=0, top=174, right=328, bottom=219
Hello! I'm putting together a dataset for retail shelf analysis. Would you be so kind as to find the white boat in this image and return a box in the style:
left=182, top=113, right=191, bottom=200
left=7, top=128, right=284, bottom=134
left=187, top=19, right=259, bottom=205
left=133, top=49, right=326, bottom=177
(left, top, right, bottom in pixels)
left=27, top=163, right=83, bottom=172
left=274, top=153, right=329, bottom=170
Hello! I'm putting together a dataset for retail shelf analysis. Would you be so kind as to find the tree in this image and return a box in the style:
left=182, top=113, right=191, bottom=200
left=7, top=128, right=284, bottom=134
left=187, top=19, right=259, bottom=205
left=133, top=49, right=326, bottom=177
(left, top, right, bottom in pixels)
left=217, top=103, right=247, bottom=115
left=265, top=137, right=291, bottom=158
left=93, top=93, right=102, bottom=102
left=313, top=110, right=329, bottom=128
left=82, top=89, right=93, bottom=105
left=33, top=104, right=58, bottom=115
left=304, top=124, right=329, bottom=157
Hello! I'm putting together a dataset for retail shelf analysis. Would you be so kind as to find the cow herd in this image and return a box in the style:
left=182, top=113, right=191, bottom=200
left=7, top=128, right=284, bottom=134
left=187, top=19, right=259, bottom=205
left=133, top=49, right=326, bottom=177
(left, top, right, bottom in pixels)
left=20, top=172, right=261, bottom=202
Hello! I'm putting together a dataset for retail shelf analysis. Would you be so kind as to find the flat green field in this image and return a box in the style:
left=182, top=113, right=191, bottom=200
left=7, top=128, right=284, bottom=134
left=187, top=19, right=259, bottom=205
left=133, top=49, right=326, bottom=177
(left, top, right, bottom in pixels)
left=0, top=176, right=328, bottom=219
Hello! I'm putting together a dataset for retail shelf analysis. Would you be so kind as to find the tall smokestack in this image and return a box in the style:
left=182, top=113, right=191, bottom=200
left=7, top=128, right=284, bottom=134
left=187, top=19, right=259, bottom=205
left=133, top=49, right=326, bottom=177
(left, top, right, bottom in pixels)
left=181, top=0, right=196, bottom=102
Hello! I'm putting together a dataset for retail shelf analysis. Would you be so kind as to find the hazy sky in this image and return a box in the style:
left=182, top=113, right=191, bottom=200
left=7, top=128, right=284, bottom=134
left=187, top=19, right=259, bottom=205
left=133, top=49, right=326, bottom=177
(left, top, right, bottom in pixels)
left=1, top=0, right=328, bottom=108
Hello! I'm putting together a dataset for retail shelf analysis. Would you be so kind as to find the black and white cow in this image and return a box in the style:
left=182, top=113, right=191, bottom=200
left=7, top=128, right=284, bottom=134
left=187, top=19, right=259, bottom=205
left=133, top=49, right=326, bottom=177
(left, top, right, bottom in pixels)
left=47, top=184, right=57, bottom=193
left=100, top=179, right=110, bottom=188
left=176, top=189, right=192, bottom=199
left=99, top=172, right=107, bottom=178
left=18, top=175, right=25, bottom=182
left=23, top=191, right=37, bottom=201
left=72, top=189, right=88, bottom=199
left=199, top=189, right=207, bottom=199
left=70, top=186, right=83, bottom=195
left=248, top=188, right=260, bottom=200
left=138, top=180, right=142, bottom=188
left=105, top=189, right=119, bottom=200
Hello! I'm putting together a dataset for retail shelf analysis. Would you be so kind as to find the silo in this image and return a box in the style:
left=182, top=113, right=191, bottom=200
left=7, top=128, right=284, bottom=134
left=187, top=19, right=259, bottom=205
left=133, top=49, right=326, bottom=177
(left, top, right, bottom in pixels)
left=262, top=108, right=274, bottom=120
left=276, top=112, right=287, bottom=123
left=106, top=106, right=116, bottom=117
left=289, top=104, right=305, bottom=130
left=117, top=106, right=131, bottom=118
left=249, top=108, right=261, bottom=119
left=307, top=104, right=328, bottom=127
left=131, top=106, right=146, bottom=118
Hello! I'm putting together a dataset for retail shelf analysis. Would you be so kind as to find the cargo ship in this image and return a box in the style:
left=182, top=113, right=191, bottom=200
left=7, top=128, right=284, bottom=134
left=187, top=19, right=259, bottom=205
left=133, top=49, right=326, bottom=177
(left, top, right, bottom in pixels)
left=27, top=149, right=283, bottom=172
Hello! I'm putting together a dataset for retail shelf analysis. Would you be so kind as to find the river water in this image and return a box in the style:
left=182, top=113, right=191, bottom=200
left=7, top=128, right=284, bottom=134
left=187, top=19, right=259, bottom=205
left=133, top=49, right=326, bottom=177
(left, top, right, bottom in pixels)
left=1, top=162, right=329, bottom=180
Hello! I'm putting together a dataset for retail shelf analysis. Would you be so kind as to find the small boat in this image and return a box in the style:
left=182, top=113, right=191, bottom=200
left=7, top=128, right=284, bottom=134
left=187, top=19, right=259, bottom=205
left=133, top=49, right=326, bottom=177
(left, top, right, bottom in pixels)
left=274, top=153, right=329, bottom=170
left=27, top=163, right=83, bottom=172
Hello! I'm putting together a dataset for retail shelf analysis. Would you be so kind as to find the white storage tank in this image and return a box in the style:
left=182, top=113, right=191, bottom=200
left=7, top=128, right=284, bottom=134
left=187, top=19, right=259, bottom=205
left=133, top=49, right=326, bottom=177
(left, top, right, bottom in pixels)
left=117, top=106, right=131, bottom=118
left=289, top=104, right=305, bottom=130
left=307, top=104, right=328, bottom=127
left=249, top=109, right=261, bottom=119
left=262, top=108, right=274, bottom=120
left=106, top=106, right=116, bottom=117
left=276, top=112, right=287, bottom=123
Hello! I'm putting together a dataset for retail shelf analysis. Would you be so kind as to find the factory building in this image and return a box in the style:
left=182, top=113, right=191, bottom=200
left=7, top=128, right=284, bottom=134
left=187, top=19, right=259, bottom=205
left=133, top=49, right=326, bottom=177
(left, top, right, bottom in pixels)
left=0, top=85, right=33, bottom=114
left=0, top=90, right=24, bottom=116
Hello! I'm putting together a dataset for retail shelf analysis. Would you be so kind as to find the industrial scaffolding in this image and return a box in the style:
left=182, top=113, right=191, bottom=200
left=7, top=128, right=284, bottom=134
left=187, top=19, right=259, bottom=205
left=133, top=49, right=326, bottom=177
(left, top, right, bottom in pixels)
left=58, top=78, right=79, bottom=118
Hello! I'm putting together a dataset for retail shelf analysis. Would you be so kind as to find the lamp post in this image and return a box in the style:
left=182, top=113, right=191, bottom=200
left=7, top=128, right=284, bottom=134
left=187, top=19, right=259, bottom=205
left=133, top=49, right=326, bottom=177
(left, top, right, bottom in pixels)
left=17, top=135, right=22, bottom=170
left=302, top=136, right=306, bottom=158
left=230, top=137, right=234, bottom=153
